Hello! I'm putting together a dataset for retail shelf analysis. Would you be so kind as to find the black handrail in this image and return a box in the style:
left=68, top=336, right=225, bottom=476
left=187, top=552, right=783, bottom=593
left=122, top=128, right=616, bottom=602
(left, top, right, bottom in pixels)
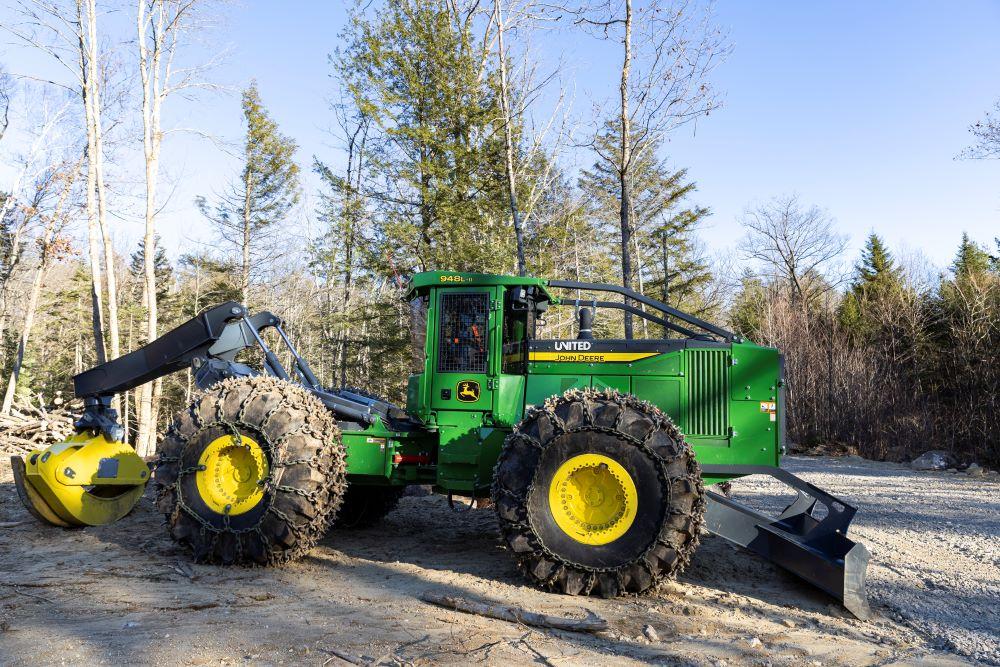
left=547, top=279, right=738, bottom=342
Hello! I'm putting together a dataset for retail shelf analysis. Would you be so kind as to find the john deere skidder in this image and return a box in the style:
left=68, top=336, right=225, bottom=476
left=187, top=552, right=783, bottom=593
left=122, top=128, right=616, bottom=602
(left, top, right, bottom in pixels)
left=11, top=272, right=871, bottom=618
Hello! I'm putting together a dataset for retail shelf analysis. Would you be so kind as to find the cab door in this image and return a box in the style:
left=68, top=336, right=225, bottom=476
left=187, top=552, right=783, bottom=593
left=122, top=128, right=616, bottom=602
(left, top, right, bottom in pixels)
left=430, top=288, right=497, bottom=413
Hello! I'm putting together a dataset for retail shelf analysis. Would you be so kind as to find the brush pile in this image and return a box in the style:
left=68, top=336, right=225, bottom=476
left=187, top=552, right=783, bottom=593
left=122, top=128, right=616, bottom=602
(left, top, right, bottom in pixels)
left=0, top=394, right=78, bottom=455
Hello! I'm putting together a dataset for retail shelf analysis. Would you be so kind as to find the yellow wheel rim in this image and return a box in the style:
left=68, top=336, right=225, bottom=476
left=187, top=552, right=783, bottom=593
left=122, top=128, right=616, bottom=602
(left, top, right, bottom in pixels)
left=195, top=434, right=269, bottom=516
left=548, top=453, right=638, bottom=546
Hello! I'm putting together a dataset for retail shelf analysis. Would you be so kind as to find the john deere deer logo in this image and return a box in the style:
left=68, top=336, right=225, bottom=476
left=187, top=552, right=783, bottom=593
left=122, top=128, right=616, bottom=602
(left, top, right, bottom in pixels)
left=457, top=380, right=481, bottom=402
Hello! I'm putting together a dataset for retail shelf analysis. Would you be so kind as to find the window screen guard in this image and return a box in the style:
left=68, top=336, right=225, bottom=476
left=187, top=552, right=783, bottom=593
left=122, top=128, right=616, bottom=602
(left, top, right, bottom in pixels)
left=438, top=292, right=489, bottom=373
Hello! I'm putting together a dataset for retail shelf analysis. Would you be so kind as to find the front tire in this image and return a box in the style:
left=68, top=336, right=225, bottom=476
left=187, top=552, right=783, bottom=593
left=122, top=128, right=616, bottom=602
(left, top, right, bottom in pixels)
left=154, top=376, right=346, bottom=565
left=492, top=389, right=704, bottom=597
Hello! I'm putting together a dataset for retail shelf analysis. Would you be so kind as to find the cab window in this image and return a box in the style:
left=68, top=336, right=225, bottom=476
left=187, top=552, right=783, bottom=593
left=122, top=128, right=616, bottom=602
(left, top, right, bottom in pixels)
left=438, top=293, right=489, bottom=373
left=502, top=287, right=534, bottom=374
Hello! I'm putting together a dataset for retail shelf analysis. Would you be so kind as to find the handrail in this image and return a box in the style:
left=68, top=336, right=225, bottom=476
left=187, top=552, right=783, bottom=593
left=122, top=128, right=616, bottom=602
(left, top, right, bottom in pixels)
left=547, top=279, right=738, bottom=342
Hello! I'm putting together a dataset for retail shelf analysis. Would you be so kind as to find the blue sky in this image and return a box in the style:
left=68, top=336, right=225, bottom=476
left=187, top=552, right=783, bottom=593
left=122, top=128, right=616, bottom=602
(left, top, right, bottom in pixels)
left=2, top=1, right=999, bottom=271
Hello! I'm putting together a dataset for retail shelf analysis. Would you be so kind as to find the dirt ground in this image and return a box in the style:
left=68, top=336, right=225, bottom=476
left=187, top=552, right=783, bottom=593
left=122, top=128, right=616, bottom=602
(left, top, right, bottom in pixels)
left=0, top=454, right=996, bottom=667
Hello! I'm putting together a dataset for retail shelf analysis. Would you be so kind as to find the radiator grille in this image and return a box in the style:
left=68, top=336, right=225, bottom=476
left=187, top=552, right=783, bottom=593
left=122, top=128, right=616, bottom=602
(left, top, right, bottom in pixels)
left=686, top=348, right=729, bottom=437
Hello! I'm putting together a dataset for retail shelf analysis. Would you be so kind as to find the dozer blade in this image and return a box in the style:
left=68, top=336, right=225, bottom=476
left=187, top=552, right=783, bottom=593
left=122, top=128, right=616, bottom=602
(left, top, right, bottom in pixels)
left=11, top=433, right=149, bottom=527
left=701, top=464, right=872, bottom=620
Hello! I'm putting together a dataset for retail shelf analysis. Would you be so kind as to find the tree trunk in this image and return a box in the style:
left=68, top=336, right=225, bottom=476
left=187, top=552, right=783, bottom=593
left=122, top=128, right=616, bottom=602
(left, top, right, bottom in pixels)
left=135, top=0, right=164, bottom=456
left=494, top=0, right=526, bottom=276
left=635, top=233, right=647, bottom=338
left=619, top=0, right=634, bottom=339
left=86, top=0, right=120, bottom=373
left=76, top=0, right=108, bottom=367
left=83, top=96, right=107, bottom=363
left=0, top=258, right=46, bottom=414
left=242, top=175, right=252, bottom=305
left=660, top=230, right=670, bottom=337
left=124, top=307, right=134, bottom=441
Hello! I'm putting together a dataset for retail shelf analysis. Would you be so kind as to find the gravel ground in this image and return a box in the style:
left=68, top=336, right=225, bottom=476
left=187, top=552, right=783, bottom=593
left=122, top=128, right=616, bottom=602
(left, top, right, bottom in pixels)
left=0, top=453, right=995, bottom=666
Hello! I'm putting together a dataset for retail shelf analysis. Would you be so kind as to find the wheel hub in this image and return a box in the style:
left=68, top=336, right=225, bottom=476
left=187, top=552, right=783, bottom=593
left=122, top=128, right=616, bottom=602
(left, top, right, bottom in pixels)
left=195, top=434, right=269, bottom=516
left=548, top=453, right=638, bottom=545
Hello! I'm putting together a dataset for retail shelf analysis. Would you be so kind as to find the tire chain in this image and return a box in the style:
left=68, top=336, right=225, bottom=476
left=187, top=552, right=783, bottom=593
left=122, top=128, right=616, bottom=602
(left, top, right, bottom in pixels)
left=153, top=375, right=347, bottom=566
left=491, top=388, right=706, bottom=597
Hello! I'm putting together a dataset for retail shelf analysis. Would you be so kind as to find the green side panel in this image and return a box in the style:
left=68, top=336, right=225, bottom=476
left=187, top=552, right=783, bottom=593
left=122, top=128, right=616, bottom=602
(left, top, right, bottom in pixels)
left=685, top=348, right=730, bottom=437
left=476, top=427, right=508, bottom=492
left=524, top=374, right=589, bottom=407
left=434, top=411, right=493, bottom=492
left=406, top=374, right=422, bottom=414
left=342, top=431, right=390, bottom=476
left=592, top=375, right=629, bottom=393
left=731, top=343, right=779, bottom=402
left=629, top=352, right=681, bottom=376
left=632, top=376, right=681, bottom=422
left=493, top=374, right=525, bottom=426
left=728, top=400, right=779, bottom=466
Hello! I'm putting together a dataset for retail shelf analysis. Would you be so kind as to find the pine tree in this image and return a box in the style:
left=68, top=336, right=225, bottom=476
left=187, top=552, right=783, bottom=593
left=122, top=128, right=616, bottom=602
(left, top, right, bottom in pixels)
left=729, top=271, right=768, bottom=339
left=839, top=233, right=904, bottom=336
left=952, top=232, right=992, bottom=278
left=334, top=0, right=510, bottom=275
left=854, top=234, right=897, bottom=289
left=579, top=129, right=713, bottom=333
left=197, top=82, right=300, bottom=305
left=130, top=237, right=173, bottom=308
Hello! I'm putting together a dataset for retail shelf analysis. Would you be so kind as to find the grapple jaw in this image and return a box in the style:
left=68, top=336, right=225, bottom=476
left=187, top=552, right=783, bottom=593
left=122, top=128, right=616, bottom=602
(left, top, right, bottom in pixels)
left=702, top=464, right=872, bottom=620
left=11, top=432, right=148, bottom=528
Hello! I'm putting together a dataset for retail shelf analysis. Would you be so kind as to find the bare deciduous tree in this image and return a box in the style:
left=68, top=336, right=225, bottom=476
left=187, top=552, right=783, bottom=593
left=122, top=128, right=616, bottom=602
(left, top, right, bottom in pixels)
left=4, top=0, right=120, bottom=375
left=494, top=0, right=526, bottom=275
left=0, top=68, right=12, bottom=145
left=579, top=0, right=727, bottom=337
left=1, top=153, right=80, bottom=414
left=739, top=194, right=848, bottom=307
left=492, top=0, right=570, bottom=277
left=0, top=92, right=72, bottom=371
left=134, top=0, right=218, bottom=455
left=961, top=100, right=1000, bottom=159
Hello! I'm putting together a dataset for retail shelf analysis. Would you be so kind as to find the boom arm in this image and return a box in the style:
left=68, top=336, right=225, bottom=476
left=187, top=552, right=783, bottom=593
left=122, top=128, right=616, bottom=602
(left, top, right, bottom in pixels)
left=74, top=302, right=249, bottom=399
left=72, top=301, right=398, bottom=442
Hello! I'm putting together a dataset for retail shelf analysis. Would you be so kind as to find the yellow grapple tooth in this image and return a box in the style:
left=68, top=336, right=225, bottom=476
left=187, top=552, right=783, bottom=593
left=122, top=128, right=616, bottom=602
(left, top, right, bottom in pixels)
left=11, top=455, right=74, bottom=527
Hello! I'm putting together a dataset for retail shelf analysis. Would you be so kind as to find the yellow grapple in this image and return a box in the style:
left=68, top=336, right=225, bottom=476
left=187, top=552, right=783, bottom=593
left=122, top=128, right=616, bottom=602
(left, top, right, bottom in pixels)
left=11, top=432, right=149, bottom=527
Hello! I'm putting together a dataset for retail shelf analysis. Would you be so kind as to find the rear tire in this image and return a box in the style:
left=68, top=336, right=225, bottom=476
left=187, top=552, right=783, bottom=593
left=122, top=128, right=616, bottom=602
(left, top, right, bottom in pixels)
left=154, top=376, right=346, bottom=565
left=333, top=485, right=405, bottom=529
left=492, top=389, right=704, bottom=597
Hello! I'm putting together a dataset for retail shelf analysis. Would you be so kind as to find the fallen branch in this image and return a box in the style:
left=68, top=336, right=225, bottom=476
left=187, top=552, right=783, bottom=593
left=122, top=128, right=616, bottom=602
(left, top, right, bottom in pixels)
left=419, top=591, right=608, bottom=633
left=0, top=583, right=53, bottom=604
left=320, top=648, right=368, bottom=665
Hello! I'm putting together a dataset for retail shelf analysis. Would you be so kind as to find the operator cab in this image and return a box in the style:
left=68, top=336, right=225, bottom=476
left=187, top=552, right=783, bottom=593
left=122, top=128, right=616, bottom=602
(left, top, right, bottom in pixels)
left=404, top=271, right=739, bottom=425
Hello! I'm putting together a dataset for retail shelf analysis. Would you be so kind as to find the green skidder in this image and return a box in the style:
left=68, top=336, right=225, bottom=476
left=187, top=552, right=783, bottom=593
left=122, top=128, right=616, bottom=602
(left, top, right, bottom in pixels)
left=14, top=271, right=871, bottom=619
